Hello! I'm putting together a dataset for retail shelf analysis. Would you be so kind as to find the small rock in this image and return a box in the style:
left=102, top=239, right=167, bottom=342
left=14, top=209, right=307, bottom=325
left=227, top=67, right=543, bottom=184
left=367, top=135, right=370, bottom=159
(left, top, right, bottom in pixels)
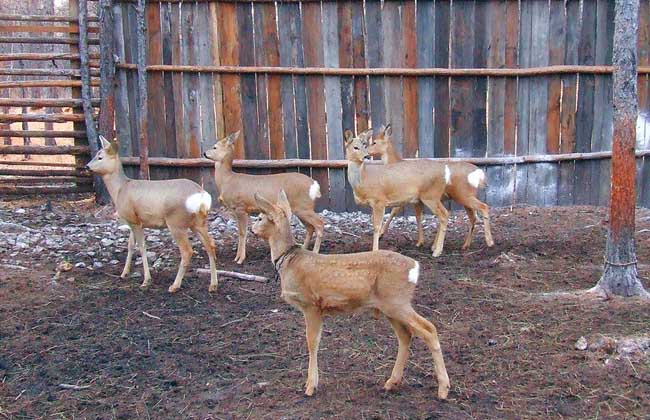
left=15, top=208, right=26, bottom=214
left=488, top=339, right=497, bottom=346
left=131, top=272, right=142, bottom=278
left=66, top=277, right=75, bottom=282
left=87, top=251, right=96, bottom=257
left=100, top=238, right=114, bottom=247
left=74, top=262, right=86, bottom=269
left=93, top=261, right=104, bottom=269
left=58, top=261, right=73, bottom=272
left=14, top=241, right=29, bottom=249
left=146, top=251, right=156, bottom=260
left=575, top=336, right=588, bottom=351
left=109, top=259, right=120, bottom=265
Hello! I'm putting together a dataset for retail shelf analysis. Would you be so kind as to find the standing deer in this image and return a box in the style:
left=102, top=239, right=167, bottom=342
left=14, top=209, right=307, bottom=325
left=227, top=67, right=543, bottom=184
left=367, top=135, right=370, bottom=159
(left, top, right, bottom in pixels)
left=86, top=136, right=218, bottom=293
left=345, top=130, right=451, bottom=257
left=368, top=124, right=495, bottom=252
left=204, top=131, right=324, bottom=264
left=252, top=189, right=450, bottom=399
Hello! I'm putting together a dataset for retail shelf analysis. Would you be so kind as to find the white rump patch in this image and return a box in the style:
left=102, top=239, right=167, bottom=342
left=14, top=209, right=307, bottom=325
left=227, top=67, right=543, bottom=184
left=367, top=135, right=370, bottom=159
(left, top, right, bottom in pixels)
left=408, top=261, right=420, bottom=285
left=185, top=191, right=212, bottom=214
left=309, top=181, right=321, bottom=200
left=467, top=169, right=485, bottom=188
left=444, top=165, right=451, bottom=185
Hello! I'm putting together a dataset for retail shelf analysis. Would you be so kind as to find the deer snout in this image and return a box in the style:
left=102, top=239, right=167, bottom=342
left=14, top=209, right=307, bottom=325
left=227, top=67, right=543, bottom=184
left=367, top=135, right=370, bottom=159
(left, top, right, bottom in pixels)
left=364, top=154, right=371, bottom=160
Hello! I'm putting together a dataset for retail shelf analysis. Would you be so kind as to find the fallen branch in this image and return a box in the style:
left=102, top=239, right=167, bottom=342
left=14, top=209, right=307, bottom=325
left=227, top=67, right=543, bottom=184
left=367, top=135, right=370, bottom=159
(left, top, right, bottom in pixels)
left=196, top=269, right=268, bottom=283
left=59, top=383, right=90, bottom=391
left=142, top=311, right=161, bottom=320
left=0, top=263, right=27, bottom=270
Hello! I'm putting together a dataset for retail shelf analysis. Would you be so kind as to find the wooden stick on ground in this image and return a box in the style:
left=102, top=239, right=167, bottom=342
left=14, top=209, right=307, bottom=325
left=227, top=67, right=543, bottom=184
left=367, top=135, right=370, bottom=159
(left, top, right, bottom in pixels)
left=196, top=269, right=268, bottom=283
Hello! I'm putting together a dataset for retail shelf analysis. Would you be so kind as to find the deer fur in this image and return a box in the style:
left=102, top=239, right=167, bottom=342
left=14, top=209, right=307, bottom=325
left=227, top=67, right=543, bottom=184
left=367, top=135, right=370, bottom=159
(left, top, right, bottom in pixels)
left=86, top=136, right=219, bottom=293
left=345, top=130, right=451, bottom=257
left=204, top=131, right=324, bottom=264
left=252, top=190, right=450, bottom=399
left=368, top=124, right=494, bottom=252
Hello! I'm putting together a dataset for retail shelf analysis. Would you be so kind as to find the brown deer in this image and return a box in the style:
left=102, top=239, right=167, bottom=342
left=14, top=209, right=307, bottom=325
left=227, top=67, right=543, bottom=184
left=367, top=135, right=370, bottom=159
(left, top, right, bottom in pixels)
left=204, top=131, right=324, bottom=264
left=368, top=124, right=494, bottom=252
left=86, top=136, right=219, bottom=294
left=251, top=189, right=450, bottom=399
left=345, top=130, right=451, bottom=257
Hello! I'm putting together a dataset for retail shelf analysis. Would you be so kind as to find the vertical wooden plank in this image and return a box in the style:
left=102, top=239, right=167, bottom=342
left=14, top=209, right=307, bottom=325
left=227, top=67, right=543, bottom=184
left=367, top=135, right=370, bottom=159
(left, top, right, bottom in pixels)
left=558, top=0, right=580, bottom=205
left=259, top=3, right=283, bottom=160
left=338, top=1, right=354, bottom=136
left=382, top=1, right=403, bottom=153
left=112, top=3, right=132, bottom=160
left=323, top=2, right=346, bottom=211
left=434, top=1, right=450, bottom=158
left=124, top=4, right=140, bottom=158
left=253, top=2, right=270, bottom=162
left=503, top=0, right=518, bottom=157
left=473, top=0, right=488, bottom=159
left=449, top=1, right=475, bottom=158
left=301, top=2, right=329, bottom=209
left=574, top=1, right=597, bottom=204
left=593, top=0, right=615, bottom=205
left=237, top=2, right=260, bottom=160
left=351, top=0, right=369, bottom=134
left=638, top=0, right=650, bottom=206
left=402, top=0, right=418, bottom=158
left=196, top=2, right=217, bottom=189
left=145, top=2, right=166, bottom=181
left=527, top=0, right=553, bottom=206
left=217, top=2, right=244, bottom=158
left=208, top=2, right=224, bottom=140
left=515, top=0, right=532, bottom=204
left=485, top=0, right=510, bottom=208
left=416, top=0, right=434, bottom=158
left=365, top=0, right=385, bottom=131
left=277, top=3, right=298, bottom=163
left=181, top=2, right=201, bottom=183
left=160, top=2, right=177, bottom=180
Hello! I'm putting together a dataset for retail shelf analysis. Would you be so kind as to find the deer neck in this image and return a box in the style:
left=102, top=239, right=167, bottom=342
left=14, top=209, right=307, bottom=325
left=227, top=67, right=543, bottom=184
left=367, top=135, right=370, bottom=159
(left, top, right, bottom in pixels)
left=213, top=154, right=234, bottom=190
left=268, top=225, right=297, bottom=263
left=383, top=142, right=402, bottom=164
left=101, top=159, right=129, bottom=202
left=347, top=159, right=366, bottom=191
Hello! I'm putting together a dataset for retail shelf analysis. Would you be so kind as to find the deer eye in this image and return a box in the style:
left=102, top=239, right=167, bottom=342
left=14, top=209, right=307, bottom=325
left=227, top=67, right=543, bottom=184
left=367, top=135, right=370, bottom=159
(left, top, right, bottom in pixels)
left=353, top=147, right=359, bottom=150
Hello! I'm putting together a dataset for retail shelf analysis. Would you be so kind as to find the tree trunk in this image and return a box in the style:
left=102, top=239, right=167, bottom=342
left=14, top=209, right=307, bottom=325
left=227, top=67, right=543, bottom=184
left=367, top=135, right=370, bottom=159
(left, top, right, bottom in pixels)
left=595, top=0, right=649, bottom=298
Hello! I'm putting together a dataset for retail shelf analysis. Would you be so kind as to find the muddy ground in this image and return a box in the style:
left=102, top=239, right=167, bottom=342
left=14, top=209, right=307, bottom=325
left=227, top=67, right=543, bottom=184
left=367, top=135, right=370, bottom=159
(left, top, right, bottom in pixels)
left=1, top=196, right=649, bottom=419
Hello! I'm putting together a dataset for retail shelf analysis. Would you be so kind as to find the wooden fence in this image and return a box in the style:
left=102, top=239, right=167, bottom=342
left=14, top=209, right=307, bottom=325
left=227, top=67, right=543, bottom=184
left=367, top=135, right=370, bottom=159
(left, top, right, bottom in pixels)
left=111, top=0, right=650, bottom=211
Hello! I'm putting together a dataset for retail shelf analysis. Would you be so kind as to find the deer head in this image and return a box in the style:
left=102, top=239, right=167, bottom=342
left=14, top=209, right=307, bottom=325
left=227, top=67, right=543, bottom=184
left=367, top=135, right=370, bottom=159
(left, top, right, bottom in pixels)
left=344, top=129, right=372, bottom=163
left=87, top=136, right=121, bottom=175
left=368, top=124, right=392, bottom=157
left=204, top=130, right=240, bottom=162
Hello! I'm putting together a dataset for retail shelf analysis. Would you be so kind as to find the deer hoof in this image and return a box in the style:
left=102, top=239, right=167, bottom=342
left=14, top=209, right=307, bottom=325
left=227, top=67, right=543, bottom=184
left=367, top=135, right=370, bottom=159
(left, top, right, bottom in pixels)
left=437, top=383, right=450, bottom=400
left=208, top=284, right=218, bottom=293
left=168, top=285, right=180, bottom=293
left=140, top=281, right=151, bottom=289
left=304, top=385, right=316, bottom=397
left=384, top=377, right=401, bottom=391
left=415, top=240, right=424, bottom=247
left=487, top=240, right=495, bottom=248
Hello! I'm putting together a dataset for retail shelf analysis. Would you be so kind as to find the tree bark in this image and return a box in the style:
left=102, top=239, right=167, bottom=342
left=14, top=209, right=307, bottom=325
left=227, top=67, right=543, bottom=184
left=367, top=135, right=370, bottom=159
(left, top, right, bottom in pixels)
left=595, top=0, right=649, bottom=298
left=136, top=0, right=149, bottom=180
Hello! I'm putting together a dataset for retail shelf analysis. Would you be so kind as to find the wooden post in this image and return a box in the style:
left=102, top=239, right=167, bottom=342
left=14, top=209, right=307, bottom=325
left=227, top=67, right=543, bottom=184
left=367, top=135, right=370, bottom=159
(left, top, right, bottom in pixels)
left=593, top=0, right=649, bottom=298
left=136, top=0, right=149, bottom=180
left=79, top=0, right=109, bottom=203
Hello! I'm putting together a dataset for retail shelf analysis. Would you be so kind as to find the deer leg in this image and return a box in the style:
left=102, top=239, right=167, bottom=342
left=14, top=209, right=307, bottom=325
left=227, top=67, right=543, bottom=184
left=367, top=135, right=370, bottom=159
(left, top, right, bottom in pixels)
left=132, top=226, right=151, bottom=288
left=466, top=197, right=494, bottom=248
left=167, top=226, right=193, bottom=293
left=413, top=201, right=425, bottom=247
left=192, top=223, right=219, bottom=293
left=422, top=200, right=448, bottom=257
left=120, top=229, right=135, bottom=278
left=403, top=310, right=450, bottom=400
left=301, top=212, right=324, bottom=253
left=384, top=317, right=412, bottom=391
left=296, top=215, right=313, bottom=249
left=234, top=211, right=249, bottom=264
left=302, top=307, right=323, bottom=396
left=379, top=206, right=402, bottom=238
left=371, top=205, right=386, bottom=251
left=461, top=206, right=477, bottom=250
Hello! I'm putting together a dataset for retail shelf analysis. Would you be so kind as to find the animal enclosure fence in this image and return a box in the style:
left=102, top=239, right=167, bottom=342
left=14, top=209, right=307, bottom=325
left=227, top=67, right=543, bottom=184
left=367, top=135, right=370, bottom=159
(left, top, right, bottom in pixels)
left=110, top=0, right=649, bottom=211
left=0, top=0, right=99, bottom=195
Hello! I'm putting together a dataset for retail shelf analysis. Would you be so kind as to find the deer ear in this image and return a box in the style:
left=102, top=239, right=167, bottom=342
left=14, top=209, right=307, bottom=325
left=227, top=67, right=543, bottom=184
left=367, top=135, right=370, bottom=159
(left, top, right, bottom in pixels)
left=344, top=129, right=354, bottom=145
left=228, top=130, right=241, bottom=144
left=360, top=129, right=373, bottom=141
left=99, top=135, right=111, bottom=149
left=384, top=124, right=392, bottom=137
left=276, top=190, right=292, bottom=220
left=254, top=193, right=276, bottom=218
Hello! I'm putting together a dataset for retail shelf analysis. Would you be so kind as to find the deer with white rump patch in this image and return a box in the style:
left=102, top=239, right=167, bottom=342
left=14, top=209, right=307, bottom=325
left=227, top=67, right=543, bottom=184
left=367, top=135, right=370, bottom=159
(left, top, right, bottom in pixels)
left=345, top=130, right=451, bottom=256
left=252, top=189, right=450, bottom=399
left=86, top=136, right=218, bottom=293
left=204, top=131, right=324, bottom=264
left=368, top=124, right=494, bottom=252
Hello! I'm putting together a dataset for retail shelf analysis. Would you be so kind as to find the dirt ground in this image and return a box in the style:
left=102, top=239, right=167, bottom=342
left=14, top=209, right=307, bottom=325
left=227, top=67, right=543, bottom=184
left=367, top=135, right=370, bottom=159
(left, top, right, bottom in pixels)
left=1, top=196, right=650, bottom=419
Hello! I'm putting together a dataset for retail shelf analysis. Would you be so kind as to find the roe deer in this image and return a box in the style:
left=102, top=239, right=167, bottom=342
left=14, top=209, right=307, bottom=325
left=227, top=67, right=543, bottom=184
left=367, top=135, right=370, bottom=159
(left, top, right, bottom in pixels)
left=368, top=124, right=494, bottom=252
left=345, top=130, right=451, bottom=257
left=86, top=136, right=218, bottom=293
left=204, top=131, right=324, bottom=264
left=252, top=190, right=450, bottom=399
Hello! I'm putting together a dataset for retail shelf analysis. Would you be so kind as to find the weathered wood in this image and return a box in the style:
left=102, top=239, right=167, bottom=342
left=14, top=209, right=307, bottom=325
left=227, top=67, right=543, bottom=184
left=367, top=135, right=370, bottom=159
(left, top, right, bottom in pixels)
left=0, top=24, right=99, bottom=34
left=98, top=0, right=116, bottom=142
left=78, top=0, right=100, bottom=160
left=638, top=0, right=650, bottom=206
left=136, top=0, right=149, bottom=180
left=434, top=1, right=450, bottom=158
left=277, top=3, right=298, bottom=163
left=0, top=80, right=99, bottom=88
left=0, top=145, right=90, bottom=154
left=0, top=130, right=87, bottom=138
left=237, top=3, right=260, bottom=159
left=0, top=185, right=94, bottom=195
left=365, top=1, right=385, bottom=131
left=416, top=0, right=434, bottom=158
left=196, top=2, right=216, bottom=188
left=112, top=2, right=133, bottom=160
left=0, top=36, right=99, bottom=45
left=382, top=1, right=403, bottom=153
left=252, top=3, right=270, bottom=162
left=0, top=176, right=93, bottom=185
left=596, top=0, right=649, bottom=298
left=0, top=113, right=87, bottom=123
left=0, top=98, right=98, bottom=107
left=351, top=0, right=368, bottom=134
left=0, top=168, right=90, bottom=176
left=0, top=68, right=99, bottom=77
left=259, top=3, right=282, bottom=159
left=0, top=52, right=99, bottom=61
left=337, top=1, right=354, bottom=143
left=0, top=14, right=98, bottom=23
left=401, top=0, right=417, bottom=158
left=0, top=160, right=80, bottom=168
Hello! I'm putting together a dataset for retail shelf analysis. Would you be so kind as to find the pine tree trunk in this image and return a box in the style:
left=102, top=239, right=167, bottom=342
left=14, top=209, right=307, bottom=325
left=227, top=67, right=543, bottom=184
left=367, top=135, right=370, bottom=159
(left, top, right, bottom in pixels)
left=596, top=0, right=649, bottom=298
